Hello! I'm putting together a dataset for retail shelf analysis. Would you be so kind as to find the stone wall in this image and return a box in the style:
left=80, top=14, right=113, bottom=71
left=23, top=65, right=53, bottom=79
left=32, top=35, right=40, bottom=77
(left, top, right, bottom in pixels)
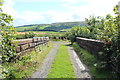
left=76, top=37, right=105, bottom=57
left=14, top=37, right=49, bottom=55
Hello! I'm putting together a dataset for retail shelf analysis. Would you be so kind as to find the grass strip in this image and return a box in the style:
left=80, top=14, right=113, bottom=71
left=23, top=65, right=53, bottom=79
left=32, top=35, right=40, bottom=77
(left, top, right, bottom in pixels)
left=72, top=42, right=115, bottom=78
left=47, top=44, right=75, bottom=78
left=3, top=42, right=54, bottom=78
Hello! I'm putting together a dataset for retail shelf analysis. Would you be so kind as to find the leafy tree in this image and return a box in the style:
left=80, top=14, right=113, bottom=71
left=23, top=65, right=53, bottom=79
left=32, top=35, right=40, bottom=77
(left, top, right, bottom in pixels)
left=65, top=2, right=120, bottom=77
left=0, top=0, right=16, bottom=63
left=0, top=0, right=18, bottom=78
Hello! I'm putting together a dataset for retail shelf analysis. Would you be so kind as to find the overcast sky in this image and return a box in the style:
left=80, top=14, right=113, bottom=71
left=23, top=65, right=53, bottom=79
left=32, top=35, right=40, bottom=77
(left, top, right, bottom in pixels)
left=1, top=0, right=120, bottom=26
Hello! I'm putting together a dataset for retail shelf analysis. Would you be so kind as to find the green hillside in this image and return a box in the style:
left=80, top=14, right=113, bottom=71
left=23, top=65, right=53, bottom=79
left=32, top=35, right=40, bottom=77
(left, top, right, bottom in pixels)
left=15, top=21, right=87, bottom=32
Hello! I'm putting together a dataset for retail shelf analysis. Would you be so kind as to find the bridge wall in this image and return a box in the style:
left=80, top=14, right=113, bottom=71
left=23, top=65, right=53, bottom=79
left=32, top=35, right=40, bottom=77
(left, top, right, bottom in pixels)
left=76, top=37, right=105, bottom=57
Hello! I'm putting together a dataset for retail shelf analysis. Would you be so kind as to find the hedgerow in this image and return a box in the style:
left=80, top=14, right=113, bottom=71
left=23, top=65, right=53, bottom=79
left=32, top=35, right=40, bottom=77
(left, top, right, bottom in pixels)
left=66, top=2, right=120, bottom=77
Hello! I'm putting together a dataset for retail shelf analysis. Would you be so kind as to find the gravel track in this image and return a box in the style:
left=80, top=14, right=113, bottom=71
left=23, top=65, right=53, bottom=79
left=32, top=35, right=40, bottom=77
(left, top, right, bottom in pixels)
left=31, top=42, right=59, bottom=78
left=68, top=46, right=91, bottom=78
left=31, top=41, right=91, bottom=78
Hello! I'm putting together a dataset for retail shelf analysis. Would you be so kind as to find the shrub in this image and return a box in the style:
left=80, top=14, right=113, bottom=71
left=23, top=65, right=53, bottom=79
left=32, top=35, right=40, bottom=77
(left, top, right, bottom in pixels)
left=25, top=31, right=36, bottom=38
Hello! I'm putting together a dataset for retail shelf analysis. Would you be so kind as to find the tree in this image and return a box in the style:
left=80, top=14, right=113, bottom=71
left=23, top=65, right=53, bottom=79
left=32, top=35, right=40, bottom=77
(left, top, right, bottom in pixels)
left=65, top=2, right=120, bottom=77
left=0, top=0, right=16, bottom=63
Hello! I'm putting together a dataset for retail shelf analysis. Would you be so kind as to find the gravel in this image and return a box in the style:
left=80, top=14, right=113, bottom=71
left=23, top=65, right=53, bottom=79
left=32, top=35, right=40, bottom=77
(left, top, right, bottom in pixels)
left=31, top=41, right=91, bottom=78
left=31, top=42, right=59, bottom=78
left=68, top=46, right=91, bottom=78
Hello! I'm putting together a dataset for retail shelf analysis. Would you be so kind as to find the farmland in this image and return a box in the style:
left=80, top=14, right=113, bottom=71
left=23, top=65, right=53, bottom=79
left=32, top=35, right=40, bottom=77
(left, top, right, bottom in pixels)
left=1, top=0, right=120, bottom=79
left=15, top=21, right=87, bottom=32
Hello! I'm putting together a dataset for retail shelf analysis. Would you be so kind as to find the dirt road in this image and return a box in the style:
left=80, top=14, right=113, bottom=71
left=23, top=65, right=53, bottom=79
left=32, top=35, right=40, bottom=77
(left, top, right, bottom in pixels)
left=31, top=41, right=91, bottom=78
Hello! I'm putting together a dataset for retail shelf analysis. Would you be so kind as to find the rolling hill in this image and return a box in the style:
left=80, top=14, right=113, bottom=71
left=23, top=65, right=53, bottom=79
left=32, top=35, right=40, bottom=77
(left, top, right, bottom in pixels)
left=15, top=21, right=87, bottom=32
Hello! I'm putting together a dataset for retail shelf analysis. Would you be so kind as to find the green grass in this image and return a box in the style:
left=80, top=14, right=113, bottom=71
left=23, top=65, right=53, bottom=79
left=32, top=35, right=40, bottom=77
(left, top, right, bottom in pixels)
left=47, top=44, right=75, bottom=78
left=60, top=28, right=71, bottom=31
left=72, top=42, right=115, bottom=78
left=16, top=26, right=37, bottom=31
left=3, top=42, right=54, bottom=78
left=38, top=25, right=50, bottom=29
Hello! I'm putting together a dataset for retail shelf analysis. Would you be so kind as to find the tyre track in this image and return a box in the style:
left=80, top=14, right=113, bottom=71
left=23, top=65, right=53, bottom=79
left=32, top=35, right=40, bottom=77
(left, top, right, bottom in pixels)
left=31, top=42, right=59, bottom=78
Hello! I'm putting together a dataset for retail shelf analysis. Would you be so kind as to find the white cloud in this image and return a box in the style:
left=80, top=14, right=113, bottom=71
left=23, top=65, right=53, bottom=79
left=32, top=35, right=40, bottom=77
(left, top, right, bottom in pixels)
left=4, top=0, right=15, bottom=6
left=2, top=0, right=120, bottom=26
left=61, top=0, right=84, bottom=4
left=15, top=0, right=60, bottom=2
left=14, top=10, right=82, bottom=26
left=1, top=0, right=18, bottom=18
left=14, top=11, right=44, bottom=26
left=62, top=0, right=120, bottom=18
left=15, top=0, right=85, bottom=3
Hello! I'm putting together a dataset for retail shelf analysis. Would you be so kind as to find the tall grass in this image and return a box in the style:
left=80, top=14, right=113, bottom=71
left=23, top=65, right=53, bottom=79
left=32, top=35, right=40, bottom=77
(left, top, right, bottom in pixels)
left=3, top=42, right=54, bottom=78
left=72, top=42, right=115, bottom=78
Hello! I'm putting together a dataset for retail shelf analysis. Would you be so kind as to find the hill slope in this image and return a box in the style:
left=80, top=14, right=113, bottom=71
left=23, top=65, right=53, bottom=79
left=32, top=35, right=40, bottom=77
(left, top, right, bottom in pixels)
left=15, top=21, right=87, bottom=32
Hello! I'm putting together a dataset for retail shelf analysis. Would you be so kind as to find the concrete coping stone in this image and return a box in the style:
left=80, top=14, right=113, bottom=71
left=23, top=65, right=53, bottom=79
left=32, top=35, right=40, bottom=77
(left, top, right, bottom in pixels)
left=76, top=37, right=105, bottom=43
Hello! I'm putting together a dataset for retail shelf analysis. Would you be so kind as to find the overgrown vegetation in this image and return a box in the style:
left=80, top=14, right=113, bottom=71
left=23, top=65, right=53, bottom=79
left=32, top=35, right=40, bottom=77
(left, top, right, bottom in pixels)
left=24, top=31, right=36, bottom=38
left=0, top=1, right=53, bottom=78
left=0, top=0, right=17, bottom=63
left=72, top=42, right=117, bottom=78
left=0, top=0, right=18, bottom=78
left=66, top=3, right=120, bottom=78
left=3, top=42, right=53, bottom=78
left=48, top=44, right=75, bottom=78
left=0, top=0, right=119, bottom=78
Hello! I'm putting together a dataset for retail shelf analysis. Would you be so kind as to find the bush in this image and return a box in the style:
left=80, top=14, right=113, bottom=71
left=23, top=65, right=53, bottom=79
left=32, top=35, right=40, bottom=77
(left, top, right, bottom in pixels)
left=72, top=42, right=116, bottom=78
left=25, top=31, right=36, bottom=38
left=66, top=3, right=120, bottom=77
left=14, top=34, right=26, bottom=39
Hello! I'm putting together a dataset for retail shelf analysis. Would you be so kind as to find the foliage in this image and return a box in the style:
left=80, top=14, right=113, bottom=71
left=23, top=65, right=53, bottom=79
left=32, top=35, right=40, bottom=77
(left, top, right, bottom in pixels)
left=3, top=42, right=54, bottom=78
left=0, top=0, right=17, bottom=79
left=0, top=0, right=17, bottom=63
left=13, top=34, right=26, bottom=39
left=72, top=42, right=116, bottom=78
left=25, top=31, right=36, bottom=38
left=66, top=3, right=120, bottom=77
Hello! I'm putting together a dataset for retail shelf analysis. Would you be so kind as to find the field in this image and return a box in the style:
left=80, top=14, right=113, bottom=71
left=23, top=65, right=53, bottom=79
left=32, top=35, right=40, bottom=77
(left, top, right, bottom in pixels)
left=1, top=1, right=120, bottom=79
left=16, top=31, right=60, bottom=35
left=14, top=31, right=66, bottom=40
left=15, top=21, right=86, bottom=32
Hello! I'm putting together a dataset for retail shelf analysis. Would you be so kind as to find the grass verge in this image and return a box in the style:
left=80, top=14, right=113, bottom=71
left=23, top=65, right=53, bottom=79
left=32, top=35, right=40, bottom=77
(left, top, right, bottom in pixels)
left=47, top=44, right=75, bottom=78
left=3, top=42, right=54, bottom=78
left=72, top=42, right=114, bottom=78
